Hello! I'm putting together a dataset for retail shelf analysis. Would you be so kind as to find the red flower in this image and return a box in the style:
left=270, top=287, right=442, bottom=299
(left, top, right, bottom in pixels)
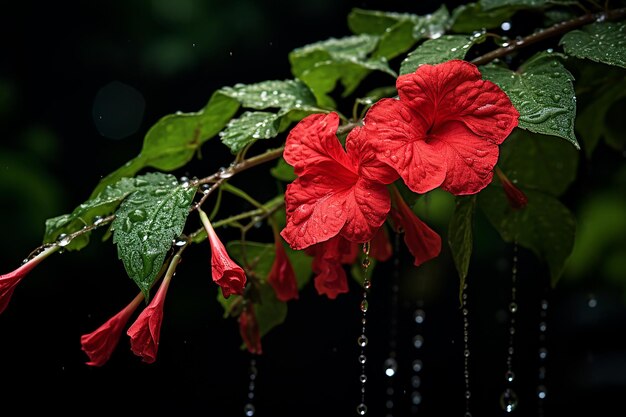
left=199, top=210, right=246, bottom=298
left=80, top=292, right=144, bottom=366
left=127, top=272, right=173, bottom=364
left=306, top=236, right=358, bottom=299
left=358, top=60, right=519, bottom=195
left=281, top=112, right=399, bottom=251
left=267, top=230, right=299, bottom=302
left=0, top=246, right=58, bottom=314
left=390, top=187, right=441, bottom=267
left=496, top=167, right=528, bottom=210
left=239, top=304, right=262, bottom=355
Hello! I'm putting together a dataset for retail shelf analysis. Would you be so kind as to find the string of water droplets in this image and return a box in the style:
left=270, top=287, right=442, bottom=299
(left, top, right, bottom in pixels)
left=383, top=233, right=401, bottom=417
left=244, top=357, right=258, bottom=416
left=356, top=241, right=371, bottom=416
left=537, top=295, right=549, bottom=416
left=500, top=242, right=519, bottom=413
left=411, top=303, right=425, bottom=414
left=461, top=282, right=472, bottom=417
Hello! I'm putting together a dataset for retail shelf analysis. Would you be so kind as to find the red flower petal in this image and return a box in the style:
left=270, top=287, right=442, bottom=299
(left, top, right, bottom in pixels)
left=267, top=232, right=299, bottom=302
left=390, top=187, right=441, bottom=267
left=496, top=168, right=528, bottom=209
left=281, top=112, right=394, bottom=250
left=127, top=274, right=173, bottom=364
left=239, top=304, right=262, bottom=355
left=306, top=236, right=355, bottom=299
left=81, top=292, right=144, bottom=367
left=367, top=60, right=518, bottom=195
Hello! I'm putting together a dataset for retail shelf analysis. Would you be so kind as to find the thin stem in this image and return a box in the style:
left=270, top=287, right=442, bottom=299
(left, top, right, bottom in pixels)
left=221, top=183, right=266, bottom=210
left=471, top=7, right=626, bottom=66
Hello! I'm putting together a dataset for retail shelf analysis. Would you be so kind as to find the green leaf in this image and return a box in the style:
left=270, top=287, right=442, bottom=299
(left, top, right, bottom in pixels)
left=348, top=6, right=451, bottom=60
left=560, top=22, right=626, bottom=69
left=226, top=241, right=275, bottom=279
left=576, top=76, right=626, bottom=157
left=219, top=111, right=279, bottom=153
left=480, top=52, right=579, bottom=148
left=254, top=283, right=288, bottom=338
left=478, top=186, right=576, bottom=286
left=498, top=129, right=579, bottom=196
left=448, top=196, right=476, bottom=302
left=289, top=35, right=396, bottom=108
left=400, top=34, right=485, bottom=75
left=111, top=172, right=197, bottom=299
left=451, top=2, right=515, bottom=33
left=43, top=176, right=160, bottom=251
left=90, top=91, right=240, bottom=197
left=218, top=79, right=318, bottom=110
left=270, top=157, right=296, bottom=182
left=479, top=0, right=546, bottom=11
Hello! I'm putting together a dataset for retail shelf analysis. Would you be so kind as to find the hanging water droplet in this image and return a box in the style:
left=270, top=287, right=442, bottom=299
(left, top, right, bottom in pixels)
left=362, top=257, right=371, bottom=269
left=173, top=237, right=187, bottom=247
left=384, top=357, right=397, bottom=377
left=537, top=384, right=547, bottom=399
left=200, top=184, right=212, bottom=194
left=243, top=403, right=255, bottom=416
left=412, top=359, right=423, bottom=372
left=539, top=347, right=548, bottom=360
left=411, top=375, right=421, bottom=388
left=587, top=294, right=598, bottom=308
left=413, top=335, right=424, bottom=349
left=57, top=234, right=71, bottom=247
left=359, top=354, right=367, bottom=364
left=499, top=388, right=518, bottom=412
left=360, top=374, right=368, bottom=383
left=508, top=302, right=518, bottom=313
left=505, top=370, right=515, bottom=382
left=539, top=321, right=547, bottom=332
left=411, top=391, right=422, bottom=405
left=358, top=335, right=369, bottom=347
left=413, top=309, right=426, bottom=324
left=360, top=300, right=369, bottom=313
left=93, top=216, right=104, bottom=226
left=356, top=403, right=368, bottom=415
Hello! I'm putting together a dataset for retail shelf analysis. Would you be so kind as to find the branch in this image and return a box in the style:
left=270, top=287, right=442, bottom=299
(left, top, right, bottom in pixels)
left=471, top=7, right=626, bottom=66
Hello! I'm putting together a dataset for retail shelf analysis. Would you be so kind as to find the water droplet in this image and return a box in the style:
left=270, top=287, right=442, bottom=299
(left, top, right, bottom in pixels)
left=501, top=21, right=511, bottom=31
left=587, top=294, right=597, bottom=308
left=411, top=375, right=421, bottom=388
left=201, top=184, right=212, bottom=194
left=509, top=302, right=518, bottom=313
left=390, top=155, right=398, bottom=163
left=499, top=388, right=518, bottom=412
left=362, top=257, right=371, bottom=269
left=359, top=354, right=367, bottom=364
left=356, top=403, right=368, bottom=415
left=244, top=403, right=255, bottom=416
left=218, top=167, right=234, bottom=179
left=539, top=321, right=547, bottom=332
left=363, top=280, right=372, bottom=290
left=539, top=347, right=548, bottom=360
left=411, top=391, right=422, bottom=405
left=360, top=374, right=368, bottom=383
left=128, top=209, right=147, bottom=222
left=537, top=384, right=547, bottom=399
left=173, top=237, right=187, bottom=247
left=384, top=358, right=397, bottom=377
left=57, top=234, right=71, bottom=247
left=505, top=370, right=515, bottom=382
left=358, top=335, right=369, bottom=347
left=93, top=216, right=104, bottom=226
left=412, top=359, right=422, bottom=372
left=413, top=335, right=424, bottom=349
left=414, top=309, right=426, bottom=324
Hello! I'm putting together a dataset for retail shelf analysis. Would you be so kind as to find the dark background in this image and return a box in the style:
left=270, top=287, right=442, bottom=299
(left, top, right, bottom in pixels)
left=1, top=1, right=625, bottom=416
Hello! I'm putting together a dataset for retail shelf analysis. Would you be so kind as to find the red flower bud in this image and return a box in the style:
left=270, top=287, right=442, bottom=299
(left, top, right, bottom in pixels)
left=80, top=292, right=144, bottom=366
left=496, top=168, right=528, bottom=210
left=127, top=271, right=174, bottom=364
left=199, top=210, right=246, bottom=298
left=0, top=246, right=58, bottom=314
left=239, top=304, right=262, bottom=355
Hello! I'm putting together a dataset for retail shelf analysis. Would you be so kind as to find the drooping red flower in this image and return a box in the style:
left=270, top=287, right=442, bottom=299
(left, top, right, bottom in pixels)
left=127, top=273, right=173, bottom=364
left=281, top=112, right=399, bottom=251
left=0, top=245, right=58, bottom=314
left=239, top=304, right=262, bottom=355
left=267, top=229, right=299, bottom=302
left=199, top=210, right=246, bottom=298
left=358, top=60, right=519, bottom=196
left=81, top=292, right=144, bottom=367
left=389, top=187, right=441, bottom=267
left=496, top=167, right=528, bottom=210
left=305, top=236, right=358, bottom=299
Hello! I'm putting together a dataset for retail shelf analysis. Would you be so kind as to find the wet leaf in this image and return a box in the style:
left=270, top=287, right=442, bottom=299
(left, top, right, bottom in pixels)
left=400, top=33, right=485, bottom=75
left=451, top=2, right=515, bottom=33
left=111, top=172, right=196, bottom=300
left=481, top=52, right=579, bottom=148
left=498, top=129, right=579, bottom=196
left=289, top=35, right=396, bottom=108
left=479, top=186, right=576, bottom=286
left=479, top=0, right=546, bottom=11
left=560, top=22, right=626, bottom=69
